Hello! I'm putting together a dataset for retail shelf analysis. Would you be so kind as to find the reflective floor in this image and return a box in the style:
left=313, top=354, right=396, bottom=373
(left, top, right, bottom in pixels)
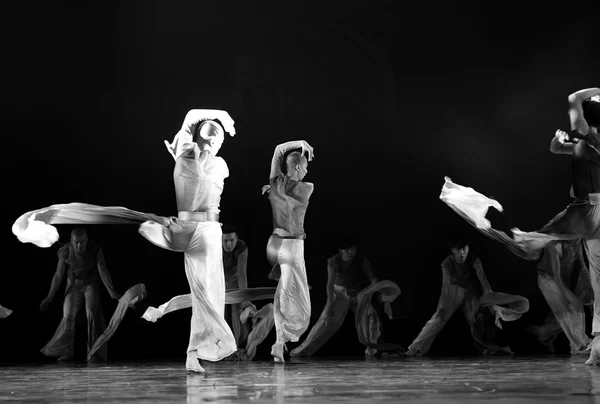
left=1, top=356, right=599, bottom=403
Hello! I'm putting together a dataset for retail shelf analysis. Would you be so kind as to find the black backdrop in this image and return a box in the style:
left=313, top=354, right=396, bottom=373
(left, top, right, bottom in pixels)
left=1, top=0, right=598, bottom=361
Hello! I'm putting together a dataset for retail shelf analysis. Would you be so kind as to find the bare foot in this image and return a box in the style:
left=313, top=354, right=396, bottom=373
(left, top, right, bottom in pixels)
left=585, top=336, right=600, bottom=366
left=186, top=353, right=206, bottom=373
left=271, top=344, right=285, bottom=363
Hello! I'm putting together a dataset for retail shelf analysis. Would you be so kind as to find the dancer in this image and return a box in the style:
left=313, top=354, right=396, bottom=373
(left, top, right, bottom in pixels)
left=291, top=237, right=401, bottom=357
left=440, top=87, right=600, bottom=365
left=12, top=109, right=239, bottom=372
left=39, top=228, right=121, bottom=362
left=221, top=224, right=252, bottom=350
left=262, top=140, right=315, bottom=362
left=528, top=240, right=593, bottom=354
left=405, top=235, right=529, bottom=356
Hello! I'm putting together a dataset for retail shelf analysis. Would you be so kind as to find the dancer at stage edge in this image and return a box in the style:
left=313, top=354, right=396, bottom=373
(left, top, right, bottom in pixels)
left=529, top=240, right=593, bottom=354
left=261, top=140, right=315, bottom=363
left=291, top=236, right=402, bottom=358
left=405, top=235, right=529, bottom=357
left=439, top=87, right=600, bottom=365
left=11, top=109, right=239, bottom=373
left=39, top=228, right=121, bottom=362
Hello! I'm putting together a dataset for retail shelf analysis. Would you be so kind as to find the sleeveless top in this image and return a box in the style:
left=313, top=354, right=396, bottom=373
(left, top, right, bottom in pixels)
left=328, top=252, right=370, bottom=293
left=58, top=241, right=101, bottom=283
left=571, top=131, right=600, bottom=199
left=442, top=254, right=482, bottom=294
left=174, top=147, right=229, bottom=215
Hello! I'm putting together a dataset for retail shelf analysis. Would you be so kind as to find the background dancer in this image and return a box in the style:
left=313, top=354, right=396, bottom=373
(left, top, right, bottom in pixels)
left=39, top=228, right=121, bottom=362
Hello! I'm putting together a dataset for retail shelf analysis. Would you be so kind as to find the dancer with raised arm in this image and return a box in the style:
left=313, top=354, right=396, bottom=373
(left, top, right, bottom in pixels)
left=12, top=109, right=239, bottom=373
left=440, top=88, right=600, bottom=365
left=262, top=140, right=315, bottom=362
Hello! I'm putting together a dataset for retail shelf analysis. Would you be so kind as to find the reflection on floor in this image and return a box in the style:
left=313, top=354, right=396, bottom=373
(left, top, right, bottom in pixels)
left=1, top=356, right=599, bottom=403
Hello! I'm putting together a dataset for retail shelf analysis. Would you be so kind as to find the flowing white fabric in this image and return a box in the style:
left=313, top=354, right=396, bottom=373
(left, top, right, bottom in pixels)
left=11, top=202, right=237, bottom=361
left=291, top=280, right=402, bottom=357
left=0, top=304, right=12, bottom=319
left=141, top=287, right=277, bottom=322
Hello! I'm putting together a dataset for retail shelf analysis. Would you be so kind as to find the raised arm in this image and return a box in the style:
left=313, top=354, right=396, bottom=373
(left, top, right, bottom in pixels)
left=269, top=140, right=314, bottom=180
left=97, top=248, right=121, bottom=300
left=40, top=258, right=67, bottom=311
left=165, top=109, right=236, bottom=160
left=568, top=88, right=600, bottom=136
left=473, top=258, right=492, bottom=293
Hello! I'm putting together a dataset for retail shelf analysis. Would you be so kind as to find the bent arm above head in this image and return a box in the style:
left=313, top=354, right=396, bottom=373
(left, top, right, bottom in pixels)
left=269, top=140, right=314, bottom=180
left=568, top=88, right=600, bottom=135
left=97, top=249, right=120, bottom=299
left=473, top=258, right=492, bottom=293
left=165, top=109, right=236, bottom=160
left=45, top=259, right=66, bottom=301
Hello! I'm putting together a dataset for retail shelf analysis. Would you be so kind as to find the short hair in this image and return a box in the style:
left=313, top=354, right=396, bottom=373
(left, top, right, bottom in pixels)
left=221, top=224, right=238, bottom=235
left=338, top=235, right=358, bottom=250
left=449, top=234, right=469, bottom=250
left=583, top=100, right=600, bottom=128
left=194, top=120, right=224, bottom=144
left=71, top=228, right=88, bottom=239
left=283, top=150, right=307, bottom=175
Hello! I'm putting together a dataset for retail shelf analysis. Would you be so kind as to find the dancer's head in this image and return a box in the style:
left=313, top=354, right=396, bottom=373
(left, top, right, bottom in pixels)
left=583, top=100, right=600, bottom=133
left=70, top=228, right=88, bottom=254
left=195, top=120, right=225, bottom=155
left=222, top=224, right=239, bottom=253
left=449, top=234, right=469, bottom=264
left=285, top=151, right=309, bottom=181
left=339, top=236, right=358, bottom=262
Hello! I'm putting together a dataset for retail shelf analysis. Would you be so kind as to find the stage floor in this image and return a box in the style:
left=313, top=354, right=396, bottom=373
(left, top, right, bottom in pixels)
left=1, top=356, right=599, bottom=403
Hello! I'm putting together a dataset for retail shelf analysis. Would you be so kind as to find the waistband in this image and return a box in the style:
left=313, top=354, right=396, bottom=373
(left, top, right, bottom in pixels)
left=572, top=193, right=600, bottom=206
left=590, top=193, right=600, bottom=205
left=178, top=211, right=219, bottom=222
left=272, top=228, right=305, bottom=240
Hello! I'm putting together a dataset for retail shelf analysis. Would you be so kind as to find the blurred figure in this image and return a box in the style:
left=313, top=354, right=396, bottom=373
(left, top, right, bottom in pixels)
left=40, top=228, right=121, bottom=362
left=291, top=236, right=401, bottom=357
left=405, top=235, right=529, bottom=356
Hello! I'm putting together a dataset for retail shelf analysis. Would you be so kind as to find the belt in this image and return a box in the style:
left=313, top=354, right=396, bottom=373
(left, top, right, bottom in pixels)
left=177, top=211, right=219, bottom=222
left=272, top=228, right=305, bottom=240
left=590, top=193, right=600, bottom=206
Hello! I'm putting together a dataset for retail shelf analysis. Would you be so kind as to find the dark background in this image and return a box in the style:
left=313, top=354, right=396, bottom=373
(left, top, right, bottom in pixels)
left=1, top=0, right=598, bottom=362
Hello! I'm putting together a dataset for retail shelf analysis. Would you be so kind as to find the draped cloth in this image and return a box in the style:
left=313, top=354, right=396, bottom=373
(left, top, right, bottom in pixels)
left=86, top=283, right=148, bottom=360
left=291, top=280, right=402, bottom=357
left=141, top=287, right=277, bottom=322
left=439, top=176, right=600, bottom=339
left=12, top=202, right=237, bottom=361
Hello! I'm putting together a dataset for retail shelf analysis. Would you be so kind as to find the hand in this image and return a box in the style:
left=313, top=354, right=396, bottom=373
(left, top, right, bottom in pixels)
left=555, top=129, right=569, bottom=144
left=261, top=185, right=271, bottom=195
left=301, top=141, right=315, bottom=161
left=40, top=298, right=51, bottom=312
